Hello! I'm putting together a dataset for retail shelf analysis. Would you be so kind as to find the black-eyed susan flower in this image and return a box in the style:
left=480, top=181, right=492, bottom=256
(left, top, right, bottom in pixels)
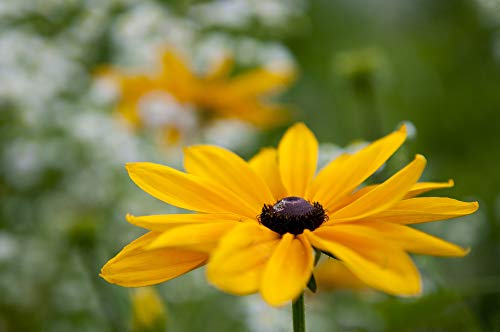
left=100, top=123, right=478, bottom=307
left=98, top=49, right=295, bottom=144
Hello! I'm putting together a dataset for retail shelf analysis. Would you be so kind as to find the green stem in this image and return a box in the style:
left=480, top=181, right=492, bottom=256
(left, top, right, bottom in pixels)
left=292, top=293, right=305, bottom=332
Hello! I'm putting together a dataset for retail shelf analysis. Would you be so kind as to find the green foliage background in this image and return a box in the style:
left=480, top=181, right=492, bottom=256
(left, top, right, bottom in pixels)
left=1, top=0, right=499, bottom=331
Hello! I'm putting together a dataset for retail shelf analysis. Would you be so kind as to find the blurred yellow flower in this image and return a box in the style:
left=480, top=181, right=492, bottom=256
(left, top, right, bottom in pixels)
left=131, top=287, right=167, bottom=332
left=98, top=49, right=295, bottom=142
left=100, top=123, right=478, bottom=306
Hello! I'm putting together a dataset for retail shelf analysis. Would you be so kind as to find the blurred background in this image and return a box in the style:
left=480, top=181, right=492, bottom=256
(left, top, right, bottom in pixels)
left=1, top=0, right=499, bottom=331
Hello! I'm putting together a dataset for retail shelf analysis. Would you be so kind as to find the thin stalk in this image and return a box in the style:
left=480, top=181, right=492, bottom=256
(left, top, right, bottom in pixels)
left=292, top=293, right=305, bottom=332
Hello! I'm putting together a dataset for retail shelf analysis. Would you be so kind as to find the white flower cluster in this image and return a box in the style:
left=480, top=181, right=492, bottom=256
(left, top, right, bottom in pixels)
left=90, top=1, right=297, bottom=153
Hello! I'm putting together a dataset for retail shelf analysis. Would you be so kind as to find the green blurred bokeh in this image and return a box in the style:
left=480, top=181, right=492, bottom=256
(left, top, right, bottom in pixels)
left=1, top=0, right=499, bottom=331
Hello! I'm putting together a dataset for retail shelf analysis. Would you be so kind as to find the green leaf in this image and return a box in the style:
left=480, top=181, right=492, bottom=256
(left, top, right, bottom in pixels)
left=307, top=273, right=317, bottom=293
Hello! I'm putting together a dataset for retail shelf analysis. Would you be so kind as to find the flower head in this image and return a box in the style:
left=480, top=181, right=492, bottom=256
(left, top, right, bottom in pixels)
left=98, top=49, right=295, bottom=143
left=100, top=123, right=478, bottom=306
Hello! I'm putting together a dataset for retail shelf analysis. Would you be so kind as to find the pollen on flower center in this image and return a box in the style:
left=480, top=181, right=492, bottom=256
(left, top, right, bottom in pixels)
left=258, top=196, right=328, bottom=235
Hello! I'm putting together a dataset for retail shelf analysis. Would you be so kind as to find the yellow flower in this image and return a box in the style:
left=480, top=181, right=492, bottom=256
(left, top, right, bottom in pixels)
left=131, top=287, right=167, bottom=332
left=99, top=49, right=295, bottom=136
left=100, top=123, right=478, bottom=306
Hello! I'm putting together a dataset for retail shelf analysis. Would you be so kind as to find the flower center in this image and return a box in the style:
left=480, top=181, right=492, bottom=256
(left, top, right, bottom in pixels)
left=258, top=196, right=328, bottom=235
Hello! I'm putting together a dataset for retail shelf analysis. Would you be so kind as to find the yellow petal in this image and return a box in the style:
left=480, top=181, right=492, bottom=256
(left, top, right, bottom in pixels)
left=278, top=123, right=318, bottom=197
left=130, top=287, right=167, bottom=330
left=309, top=125, right=407, bottom=210
left=184, top=145, right=275, bottom=210
left=330, top=180, right=455, bottom=213
left=360, top=197, right=479, bottom=224
left=404, top=180, right=454, bottom=198
left=223, top=68, right=295, bottom=99
left=328, top=222, right=469, bottom=256
left=117, top=102, right=142, bottom=128
left=249, top=148, right=287, bottom=200
left=98, top=68, right=155, bottom=99
left=204, top=56, right=234, bottom=81
left=127, top=213, right=245, bottom=232
left=305, top=229, right=421, bottom=296
left=126, top=162, right=257, bottom=218
left=331, top=155, right=426, bottom=222
left=147, top=222, right=239, bottom=252
left=320, top=170, right=371, bottom=212
left=160, top=50, right=196, bottom=90
left=261, top=234, right=314, bottom=306
left=217, top=102, right=290, bottom=128
left=161, top=126, right=182, bottom=145
left=314, top=259, right=369, bottom=291
left=161, top=51, right=192, bottom=76
left=207, top=223, right=280, bottom=295
left=100, top=232, right=207, bottom=287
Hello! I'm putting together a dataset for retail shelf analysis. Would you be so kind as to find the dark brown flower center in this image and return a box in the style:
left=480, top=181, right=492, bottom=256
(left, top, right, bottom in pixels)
left=258, top=196, right=328, bottom=235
